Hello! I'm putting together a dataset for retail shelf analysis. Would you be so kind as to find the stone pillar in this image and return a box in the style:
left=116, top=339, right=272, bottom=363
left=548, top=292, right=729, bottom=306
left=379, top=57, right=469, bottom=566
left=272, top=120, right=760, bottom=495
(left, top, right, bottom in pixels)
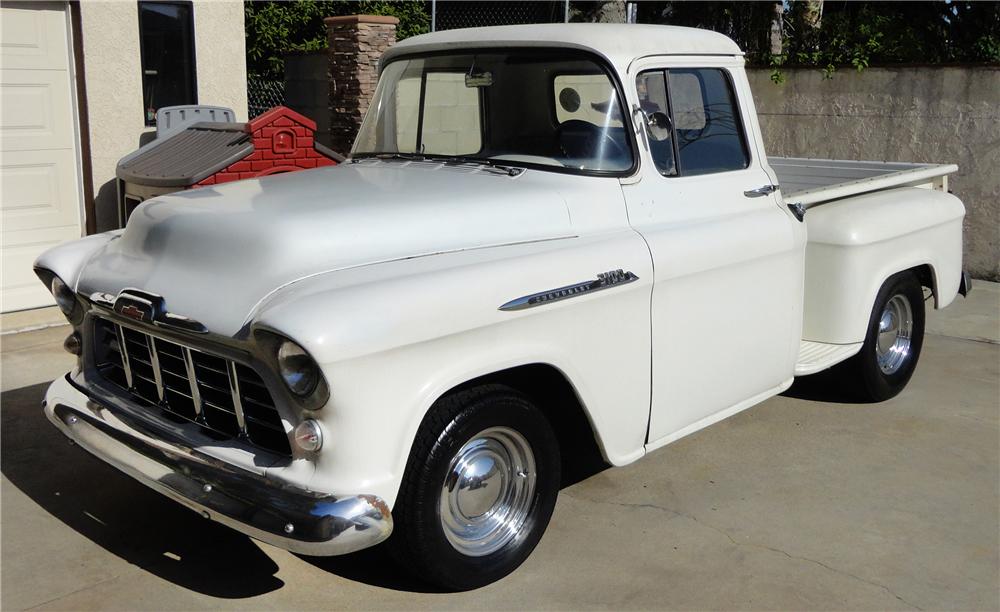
left=325, top=14, right=399, bottom=157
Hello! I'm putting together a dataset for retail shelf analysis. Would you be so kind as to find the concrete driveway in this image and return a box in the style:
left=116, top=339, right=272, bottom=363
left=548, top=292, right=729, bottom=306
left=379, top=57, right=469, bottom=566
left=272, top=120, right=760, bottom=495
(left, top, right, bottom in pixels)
left=2, top=284, right=997, bottom=610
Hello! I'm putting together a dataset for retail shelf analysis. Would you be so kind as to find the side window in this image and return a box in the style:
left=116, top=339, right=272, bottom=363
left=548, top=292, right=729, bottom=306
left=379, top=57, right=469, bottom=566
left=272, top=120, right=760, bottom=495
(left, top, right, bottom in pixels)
left=637, top=68, right=749, bottom=177
left=636, top=71, right=674, bottom=175
left=668, top=69, right=748, bottom=175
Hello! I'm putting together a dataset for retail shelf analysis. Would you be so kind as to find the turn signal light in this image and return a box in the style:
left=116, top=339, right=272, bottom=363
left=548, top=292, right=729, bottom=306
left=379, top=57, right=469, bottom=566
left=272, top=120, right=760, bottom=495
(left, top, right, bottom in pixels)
left=293, top=419, right=323, bottom=452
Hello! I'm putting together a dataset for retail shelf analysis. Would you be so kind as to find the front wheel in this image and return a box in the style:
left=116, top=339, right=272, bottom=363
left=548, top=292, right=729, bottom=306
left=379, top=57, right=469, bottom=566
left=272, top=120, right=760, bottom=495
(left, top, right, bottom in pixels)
left=846, top=270, right=926, bottom=401
left=390, top=385, right=560, bottom=590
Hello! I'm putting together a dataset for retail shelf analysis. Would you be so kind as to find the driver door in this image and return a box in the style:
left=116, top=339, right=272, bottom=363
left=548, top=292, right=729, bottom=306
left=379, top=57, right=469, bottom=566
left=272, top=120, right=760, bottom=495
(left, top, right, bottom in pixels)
left=622, top=58, right=805, bottom=447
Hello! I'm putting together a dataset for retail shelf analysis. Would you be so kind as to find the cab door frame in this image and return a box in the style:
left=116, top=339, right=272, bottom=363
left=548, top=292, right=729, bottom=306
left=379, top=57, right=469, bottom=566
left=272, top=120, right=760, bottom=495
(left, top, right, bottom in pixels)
left=620, top=55, right=806, bottom=451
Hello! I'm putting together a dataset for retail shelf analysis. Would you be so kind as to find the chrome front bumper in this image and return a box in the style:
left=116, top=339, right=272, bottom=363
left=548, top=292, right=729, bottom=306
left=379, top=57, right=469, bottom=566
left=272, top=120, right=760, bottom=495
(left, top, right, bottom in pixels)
left=42, top=374, right=393, bottom=556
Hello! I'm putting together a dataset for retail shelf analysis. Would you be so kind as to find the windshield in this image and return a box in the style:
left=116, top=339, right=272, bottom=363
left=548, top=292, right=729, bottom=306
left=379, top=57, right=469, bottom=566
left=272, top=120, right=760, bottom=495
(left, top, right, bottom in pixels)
left=353, top=50, right=634, bottom=174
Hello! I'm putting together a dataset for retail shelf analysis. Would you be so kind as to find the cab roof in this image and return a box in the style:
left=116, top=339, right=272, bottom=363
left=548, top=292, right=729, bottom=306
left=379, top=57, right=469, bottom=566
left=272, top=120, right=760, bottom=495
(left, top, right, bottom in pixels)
left=383, top=23, right=743, bottom=73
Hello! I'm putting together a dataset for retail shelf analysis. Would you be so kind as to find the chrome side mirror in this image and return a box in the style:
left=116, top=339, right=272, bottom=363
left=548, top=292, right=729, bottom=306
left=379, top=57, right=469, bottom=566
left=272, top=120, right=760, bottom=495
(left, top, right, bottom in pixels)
left=644, top=111, right=672, bottom=142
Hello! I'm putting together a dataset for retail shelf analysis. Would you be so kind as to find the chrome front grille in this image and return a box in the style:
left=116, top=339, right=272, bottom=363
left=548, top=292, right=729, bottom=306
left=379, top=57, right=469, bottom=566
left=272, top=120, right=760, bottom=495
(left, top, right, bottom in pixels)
left=92, top=318, right=291, bottom=456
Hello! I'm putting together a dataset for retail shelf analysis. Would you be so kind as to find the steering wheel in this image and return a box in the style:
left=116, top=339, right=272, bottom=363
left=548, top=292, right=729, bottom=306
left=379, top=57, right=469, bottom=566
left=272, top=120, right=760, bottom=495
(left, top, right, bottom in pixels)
left=556, top=119, right=627, bottom=162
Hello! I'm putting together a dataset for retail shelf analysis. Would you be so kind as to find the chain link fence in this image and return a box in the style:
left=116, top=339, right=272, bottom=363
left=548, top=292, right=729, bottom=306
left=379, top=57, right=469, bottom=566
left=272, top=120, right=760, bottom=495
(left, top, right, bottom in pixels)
left=433, top=1, right=566, bottom=31
left=428, top=2, right=773, bottom=62
left=247, top=76, right=286, bottom=118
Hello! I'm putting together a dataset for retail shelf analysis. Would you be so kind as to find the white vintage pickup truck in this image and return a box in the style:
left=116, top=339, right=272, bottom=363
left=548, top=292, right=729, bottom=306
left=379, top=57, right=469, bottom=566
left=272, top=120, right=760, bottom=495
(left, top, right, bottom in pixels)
left=36, top=24, right=970, bottom=589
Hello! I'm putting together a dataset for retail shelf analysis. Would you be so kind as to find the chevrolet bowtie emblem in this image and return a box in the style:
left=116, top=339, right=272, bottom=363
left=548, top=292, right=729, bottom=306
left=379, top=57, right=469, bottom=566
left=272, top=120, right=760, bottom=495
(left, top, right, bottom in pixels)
left=119, top=303, right=148, bottom=322
left=102, top=289, right=209, bottom=334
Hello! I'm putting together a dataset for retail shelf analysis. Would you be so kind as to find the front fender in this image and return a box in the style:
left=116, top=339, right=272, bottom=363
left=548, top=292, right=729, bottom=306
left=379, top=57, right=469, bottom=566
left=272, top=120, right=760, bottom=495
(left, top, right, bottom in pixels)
left=33, top=231, right=123, bottom=291
left=252, top=231, right=653, bottom=507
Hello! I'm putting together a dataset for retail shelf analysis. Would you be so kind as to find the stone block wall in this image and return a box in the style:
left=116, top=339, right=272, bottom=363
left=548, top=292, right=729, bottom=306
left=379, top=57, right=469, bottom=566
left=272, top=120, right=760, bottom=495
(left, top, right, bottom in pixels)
left=325, top=15, right=398, bottom=156
left=747, top=66, right=999, bottom=280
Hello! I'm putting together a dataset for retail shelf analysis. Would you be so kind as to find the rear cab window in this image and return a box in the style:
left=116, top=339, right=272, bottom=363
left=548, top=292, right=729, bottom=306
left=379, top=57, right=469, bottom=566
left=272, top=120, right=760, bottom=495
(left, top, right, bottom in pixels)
left=553, top=74, right=623, bottom=127
left=393, top=71, right=484, bottom=155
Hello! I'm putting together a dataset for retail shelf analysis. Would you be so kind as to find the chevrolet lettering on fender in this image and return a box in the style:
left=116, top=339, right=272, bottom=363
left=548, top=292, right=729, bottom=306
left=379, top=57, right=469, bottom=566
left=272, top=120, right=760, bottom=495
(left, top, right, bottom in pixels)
left=35, top=24, right=970, bottom=590
left=499, top=269, right=639, bottom=311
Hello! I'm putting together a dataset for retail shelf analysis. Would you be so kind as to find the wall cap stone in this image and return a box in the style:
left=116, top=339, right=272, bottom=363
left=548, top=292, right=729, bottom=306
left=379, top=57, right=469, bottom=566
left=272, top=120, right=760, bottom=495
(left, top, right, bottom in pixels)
left=324, top=14, right=399, bottom=26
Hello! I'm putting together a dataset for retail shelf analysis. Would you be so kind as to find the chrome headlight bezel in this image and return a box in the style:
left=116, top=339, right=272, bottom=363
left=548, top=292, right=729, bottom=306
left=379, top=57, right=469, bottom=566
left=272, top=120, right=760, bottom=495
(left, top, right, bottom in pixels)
left=253, top=329, right=330, bottom=411
left=35, top=268, right=83, bottom=325
left=277, top=339, right=320, bottom=397
left=51, top=276, right=76, bottom=316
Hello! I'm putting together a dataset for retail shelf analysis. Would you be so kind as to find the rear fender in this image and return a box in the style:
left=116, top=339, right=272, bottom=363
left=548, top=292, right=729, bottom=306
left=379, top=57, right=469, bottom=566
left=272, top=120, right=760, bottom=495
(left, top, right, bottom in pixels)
left=802, top=188, right=965, bottom=344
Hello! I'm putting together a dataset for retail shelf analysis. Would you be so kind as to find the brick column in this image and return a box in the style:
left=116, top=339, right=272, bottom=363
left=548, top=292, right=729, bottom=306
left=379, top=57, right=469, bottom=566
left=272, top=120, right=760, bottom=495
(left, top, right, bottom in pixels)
left=325, top=15, right=399, bottom=157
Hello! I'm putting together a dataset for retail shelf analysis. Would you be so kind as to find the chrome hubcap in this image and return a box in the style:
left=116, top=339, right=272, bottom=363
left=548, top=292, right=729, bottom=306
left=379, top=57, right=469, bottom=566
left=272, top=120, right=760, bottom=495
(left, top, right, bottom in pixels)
left=876, top=294, right=914, bottom=375
left=440, top=427, right=536, bottom=557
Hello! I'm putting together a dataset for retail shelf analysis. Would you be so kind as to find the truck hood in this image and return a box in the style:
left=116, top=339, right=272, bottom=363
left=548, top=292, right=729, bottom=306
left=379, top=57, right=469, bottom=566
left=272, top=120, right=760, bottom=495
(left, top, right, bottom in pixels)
left=77, top=162, right=574, bottom=337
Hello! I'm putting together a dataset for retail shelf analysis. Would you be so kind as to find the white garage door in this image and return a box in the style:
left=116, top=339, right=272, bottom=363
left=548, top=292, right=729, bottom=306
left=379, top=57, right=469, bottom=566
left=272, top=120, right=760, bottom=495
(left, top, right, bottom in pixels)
left=1, top=1, right=83, bottom=312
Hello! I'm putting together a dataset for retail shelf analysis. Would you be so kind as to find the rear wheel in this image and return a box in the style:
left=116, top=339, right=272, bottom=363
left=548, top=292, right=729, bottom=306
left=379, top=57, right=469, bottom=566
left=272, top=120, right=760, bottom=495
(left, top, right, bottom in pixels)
left=846, top=271, right=926, bottom=401
left=390, top=385, right=560, bottom=590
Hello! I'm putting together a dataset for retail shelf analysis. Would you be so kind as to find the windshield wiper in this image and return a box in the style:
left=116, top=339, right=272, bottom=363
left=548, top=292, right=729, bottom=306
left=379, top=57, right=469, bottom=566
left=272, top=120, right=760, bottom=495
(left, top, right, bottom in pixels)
left=426, top=155, right=524, bottom=177
left=352, top=152, right=427, bottom=162
left=353, top=152, right=523, bottom=177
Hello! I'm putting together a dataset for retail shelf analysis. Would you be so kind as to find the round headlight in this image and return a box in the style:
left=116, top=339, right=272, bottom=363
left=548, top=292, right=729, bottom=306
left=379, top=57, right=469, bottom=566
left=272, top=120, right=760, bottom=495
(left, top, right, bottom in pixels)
left=293, top=419, right=323, bottom=452
left=50, top=276, right=77, bottom=318
left=277, top=340, right=319, bottom=396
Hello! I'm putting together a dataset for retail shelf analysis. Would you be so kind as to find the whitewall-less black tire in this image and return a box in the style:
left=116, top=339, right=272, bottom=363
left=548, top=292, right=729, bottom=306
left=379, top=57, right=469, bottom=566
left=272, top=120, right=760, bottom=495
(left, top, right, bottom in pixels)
left=846, top=270, right=926, bottom=401
left=389, top=384, right=560, bottom=590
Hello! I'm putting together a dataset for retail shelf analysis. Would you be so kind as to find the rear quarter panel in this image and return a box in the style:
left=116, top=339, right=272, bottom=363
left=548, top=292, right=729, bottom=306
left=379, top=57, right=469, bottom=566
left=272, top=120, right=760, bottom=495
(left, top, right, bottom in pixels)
left=802, top=187, right=965, bottom=344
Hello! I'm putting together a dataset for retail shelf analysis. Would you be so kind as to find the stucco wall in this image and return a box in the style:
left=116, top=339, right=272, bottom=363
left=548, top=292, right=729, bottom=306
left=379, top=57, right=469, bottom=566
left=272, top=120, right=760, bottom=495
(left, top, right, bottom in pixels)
left=747, top=67, right=1000, bottom=281
left=79, top=0, right=247, bottom=231
left=78, top=1, right=144, bottom=232
left=192, top=0, right=247, bottom=121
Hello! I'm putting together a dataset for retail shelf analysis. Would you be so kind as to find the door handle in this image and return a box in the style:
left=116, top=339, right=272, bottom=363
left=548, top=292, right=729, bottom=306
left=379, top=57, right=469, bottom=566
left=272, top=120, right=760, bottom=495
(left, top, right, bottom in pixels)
left=744, top=184, right=779, bottom=198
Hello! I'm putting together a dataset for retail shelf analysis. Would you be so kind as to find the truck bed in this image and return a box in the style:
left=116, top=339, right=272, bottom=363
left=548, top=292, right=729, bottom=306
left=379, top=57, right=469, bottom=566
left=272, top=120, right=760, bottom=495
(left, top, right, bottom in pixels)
left=770, top=157, right=958, bottom=209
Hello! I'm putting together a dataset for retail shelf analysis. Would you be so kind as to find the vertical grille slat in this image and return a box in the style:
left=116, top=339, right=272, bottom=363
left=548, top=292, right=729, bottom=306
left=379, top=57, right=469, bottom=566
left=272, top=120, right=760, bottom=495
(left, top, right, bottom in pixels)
left=114, top=324, right=135, bottom=389
left=146, top=336, right=166, bottom=403
left=91, top=318, right=290, bottom=456
left=226, top=361, right=248, bottom=436
left=181, top=347, right=203, bottom=418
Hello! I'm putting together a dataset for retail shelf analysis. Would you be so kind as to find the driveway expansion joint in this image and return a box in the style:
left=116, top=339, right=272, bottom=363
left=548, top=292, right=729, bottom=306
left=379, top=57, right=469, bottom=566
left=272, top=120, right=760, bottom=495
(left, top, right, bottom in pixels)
left=564, top=493, right=925, bottom=610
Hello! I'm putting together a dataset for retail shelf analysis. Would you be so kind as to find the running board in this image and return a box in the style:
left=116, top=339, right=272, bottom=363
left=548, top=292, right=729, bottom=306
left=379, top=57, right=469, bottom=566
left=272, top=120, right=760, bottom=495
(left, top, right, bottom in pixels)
left=795, top=340, right=863, bottom=376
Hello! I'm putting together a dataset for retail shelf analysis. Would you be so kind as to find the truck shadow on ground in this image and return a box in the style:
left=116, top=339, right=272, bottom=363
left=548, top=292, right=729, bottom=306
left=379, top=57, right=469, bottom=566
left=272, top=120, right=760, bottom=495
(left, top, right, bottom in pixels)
left=782, top=365, right=877, bottom=404
left=302, top=434, right=610, bottom=592
left=2, top=381, right=611, bottom=596
left=1, top=382, right=284, bottom=598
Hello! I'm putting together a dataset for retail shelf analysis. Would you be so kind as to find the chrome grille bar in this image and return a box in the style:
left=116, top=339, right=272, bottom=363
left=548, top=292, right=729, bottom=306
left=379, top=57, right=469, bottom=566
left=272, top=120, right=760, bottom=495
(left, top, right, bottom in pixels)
left=146, top=335, right=165, bottom=403
left=115, top=325, right=135, bottom=389
left=93, top=317, right=290, bottom=456
left=227, top=360, right=248, bottom=435
left=181, top=346, right=203, bottom=417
